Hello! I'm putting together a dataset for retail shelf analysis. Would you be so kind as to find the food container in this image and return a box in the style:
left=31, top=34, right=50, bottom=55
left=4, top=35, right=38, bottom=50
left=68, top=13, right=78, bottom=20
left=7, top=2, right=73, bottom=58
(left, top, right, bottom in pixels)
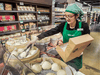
left=22, top=57, right=73, bottom=75
left=5, top=37, right=30, bottom=52
left=4, top=46, right=40, bottom=67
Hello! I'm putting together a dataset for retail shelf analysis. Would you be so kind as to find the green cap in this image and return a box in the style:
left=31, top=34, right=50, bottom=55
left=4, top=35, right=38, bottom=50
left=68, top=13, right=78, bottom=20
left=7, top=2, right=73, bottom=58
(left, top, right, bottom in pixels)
left=65, top=4, right=84, bottom=21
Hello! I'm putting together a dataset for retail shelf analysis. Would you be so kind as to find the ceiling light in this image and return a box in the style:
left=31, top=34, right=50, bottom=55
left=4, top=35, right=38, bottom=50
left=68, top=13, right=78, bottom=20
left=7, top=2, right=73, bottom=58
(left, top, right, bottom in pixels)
left=83, top=2, right=87, bottom=5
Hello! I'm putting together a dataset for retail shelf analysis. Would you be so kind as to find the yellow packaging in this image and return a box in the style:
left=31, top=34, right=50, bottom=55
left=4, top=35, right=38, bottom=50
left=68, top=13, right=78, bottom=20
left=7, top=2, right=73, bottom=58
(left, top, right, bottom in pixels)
left=24, top=23, right=29, bottom=29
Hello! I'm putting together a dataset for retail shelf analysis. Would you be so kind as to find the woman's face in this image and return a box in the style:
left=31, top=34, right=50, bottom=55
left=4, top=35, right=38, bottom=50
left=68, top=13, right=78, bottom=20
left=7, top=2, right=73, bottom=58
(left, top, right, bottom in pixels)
left=64, top=12, right=78, bottom=24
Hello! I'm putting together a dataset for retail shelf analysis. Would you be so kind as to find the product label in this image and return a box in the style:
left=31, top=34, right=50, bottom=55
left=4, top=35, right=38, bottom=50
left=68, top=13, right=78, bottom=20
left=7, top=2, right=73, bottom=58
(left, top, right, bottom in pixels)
left=77, top=28, right=84, bottom=31
left=20, top=2, right=24, bottom=5
left=20, top=20, right=23, bottom=24
left=38, top=11, right=41, bottom=14
left=40, top=20, right=42, bottom=22
left=22, top=29, right=25, bottom=32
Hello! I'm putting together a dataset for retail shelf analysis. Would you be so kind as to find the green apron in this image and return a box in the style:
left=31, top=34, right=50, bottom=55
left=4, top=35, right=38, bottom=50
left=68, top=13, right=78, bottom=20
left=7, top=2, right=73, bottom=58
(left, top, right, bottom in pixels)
left=62, top=22, right=82, bottom=70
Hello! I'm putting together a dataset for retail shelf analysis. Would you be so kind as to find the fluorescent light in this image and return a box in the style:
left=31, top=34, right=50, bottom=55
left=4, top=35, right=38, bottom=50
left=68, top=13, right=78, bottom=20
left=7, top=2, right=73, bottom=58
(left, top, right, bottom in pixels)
left=83, top=2, right=87, bottom=5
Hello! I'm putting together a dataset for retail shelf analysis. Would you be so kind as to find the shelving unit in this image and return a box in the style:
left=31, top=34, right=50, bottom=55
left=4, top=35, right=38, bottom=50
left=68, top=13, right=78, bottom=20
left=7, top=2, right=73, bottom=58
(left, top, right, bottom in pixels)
left=0, top=30, right=22, bottom=36
left=55, top=20, right=66, bottom=23
left=0, top=0, right=52, bottom=36
left=0, top=21, right=19, bottom=24
left=55, top=14, right=65, bottom=16
left=54, top=7, right=66, bottom=25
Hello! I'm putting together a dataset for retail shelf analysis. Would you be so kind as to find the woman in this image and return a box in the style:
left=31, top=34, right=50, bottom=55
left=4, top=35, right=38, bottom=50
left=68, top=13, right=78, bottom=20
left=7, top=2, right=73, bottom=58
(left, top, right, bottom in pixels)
left=30, top=4, right=90, bottom=71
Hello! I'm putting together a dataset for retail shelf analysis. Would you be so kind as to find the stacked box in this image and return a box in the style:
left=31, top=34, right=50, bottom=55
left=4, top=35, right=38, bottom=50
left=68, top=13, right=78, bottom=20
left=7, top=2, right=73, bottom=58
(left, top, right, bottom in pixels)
left=0, top=25, right=16, bottom=32
left=29, top=22, right=36, bottom=29
left=24, top=23, right=29, bottom=29
left=0, top=3, right=4, bottom=10
left=5, top=3, right=12, bottom=10
left=0, top=15, right=15, bottom=21
left=20, top=24, right=24, bottom=29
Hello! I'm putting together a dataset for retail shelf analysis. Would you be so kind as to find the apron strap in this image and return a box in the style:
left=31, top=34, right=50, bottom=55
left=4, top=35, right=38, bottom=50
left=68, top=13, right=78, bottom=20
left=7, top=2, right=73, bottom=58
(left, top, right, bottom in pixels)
left=79, top=22, right=82, bottom=28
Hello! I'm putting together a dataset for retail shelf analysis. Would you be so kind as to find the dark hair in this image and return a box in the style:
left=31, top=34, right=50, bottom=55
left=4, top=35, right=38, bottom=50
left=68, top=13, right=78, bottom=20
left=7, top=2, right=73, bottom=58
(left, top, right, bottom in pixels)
left=74, top=14, right=78, bottom=17
left=74, top=14, right=80, bottom=20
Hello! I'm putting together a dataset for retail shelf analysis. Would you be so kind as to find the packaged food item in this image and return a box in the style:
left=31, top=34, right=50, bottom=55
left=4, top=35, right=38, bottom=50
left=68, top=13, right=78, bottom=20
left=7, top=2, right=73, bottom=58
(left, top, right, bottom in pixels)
left=30, top=7, right=33, bottom=11
left=29, top=22, right=34, bottom=29
left=17, top=6, right=20, bottom=11
left=33, top=7, right=35, bottom=11
left=15, top=33, right=21, bottom=37
left=29, top=22, right=36, bottom=29
left=0, top=26, right=4, bottom=32
left=23, top=6, right=27, bottom=11
left=7, top=26, right=12, bottom=31
left=5, top=15, right=10, bottom=21
left=0, top=6, right=4, bottom=10
left=24, top=23, right=29, bottom=29
left=24, top=15, right=28, bottom=20
left=20, top=24, right=24, bottom=29
left=12, top=25, right=16, bottom=30
left=0, top=16, right=2, bottom=21
left=19, top=16, right=22, bottom=20
left=2, top=16, right=6, bottom=21
left=22, top=15, right=25, bottom=20
left=5, top=3, right=12, bottom=10
left=0, top=3, right=3, bottom=7
left=0, top=15, right=15, bottom=21
left=10, top=15, right=14, bottom=21
left=20, top=6, right=24, bottom=11
left=4, top=26, right=8, bottom=31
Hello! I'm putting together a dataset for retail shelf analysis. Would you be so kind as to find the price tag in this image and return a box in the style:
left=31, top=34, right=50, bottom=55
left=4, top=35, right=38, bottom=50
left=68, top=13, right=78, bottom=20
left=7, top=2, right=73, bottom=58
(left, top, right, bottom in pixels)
left=40, top=20, right=42, bottom=22
left=22, top=29, right=25, bottom=32
left=38, top=11, right=41, bottom=14
left=20, top=2, right=24, bottom=5
left=20, top=21, right=23, bottom=24
left=38, top=27, right=41, bottom=30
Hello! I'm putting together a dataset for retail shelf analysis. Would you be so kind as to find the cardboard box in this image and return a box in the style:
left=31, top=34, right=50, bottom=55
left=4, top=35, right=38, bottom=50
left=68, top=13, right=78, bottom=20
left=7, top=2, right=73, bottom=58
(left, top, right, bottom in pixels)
left=56, top=34, right=94, bottom=62
left=0, top=7, right=4, bottom=10
left=24, top=23, right=29, bottom=29
left=0, top=26, right=4, bottom=32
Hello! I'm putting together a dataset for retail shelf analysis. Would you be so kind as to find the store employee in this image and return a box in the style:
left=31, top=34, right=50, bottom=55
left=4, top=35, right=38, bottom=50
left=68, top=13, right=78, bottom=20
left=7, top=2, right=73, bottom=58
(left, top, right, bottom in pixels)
left=30, top=4, right=90, bottom=71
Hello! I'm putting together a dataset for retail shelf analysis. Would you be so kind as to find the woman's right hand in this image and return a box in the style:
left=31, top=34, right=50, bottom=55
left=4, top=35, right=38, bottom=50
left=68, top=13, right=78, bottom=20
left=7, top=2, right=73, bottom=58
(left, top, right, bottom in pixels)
left=27, top=36, right=38, bottom=47
left=58, top=40, right=63, bottom=45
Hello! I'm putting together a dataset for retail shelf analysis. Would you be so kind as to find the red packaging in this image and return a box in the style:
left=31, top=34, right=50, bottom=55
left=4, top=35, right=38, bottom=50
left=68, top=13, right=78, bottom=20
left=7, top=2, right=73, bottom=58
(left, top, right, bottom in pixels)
left=7, top=26, right=12, bottom=31
left=12, top=25, right=16, bottom=30
left=7, top=25, right=16, bottom=31
left=0, top=26, right=4, bottom=31
left=0, top=16, right=2, bottom=21
left=13, top=15, right=15, bottom=20
left=5, top=15, right=10, bottom=20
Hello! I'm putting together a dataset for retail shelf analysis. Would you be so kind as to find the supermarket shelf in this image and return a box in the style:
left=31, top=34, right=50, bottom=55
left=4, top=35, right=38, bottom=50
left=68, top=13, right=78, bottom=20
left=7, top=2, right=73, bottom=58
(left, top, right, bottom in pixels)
left=0, top=21, right=19, bottom=24
left=0, top=10, right=37, bottom=13
left=38, top=19, right=50, bottom=22
left=55, top=14, right=64, bottom=16
left=0, top=20, right=38, bottom=25
left=42, top=19, right=50, bottom=21
left=18, top=11, right=37, bottom=13
left=55, top=20, right=66, bottom=23
left=0, top=10, right=18, bottom=13
left=55, top=17, right=65, bottom=19
left=37, top=12, right=50, bottom=14
left=22, top=20, right=38, bottom=23
left=55, top=11, right=64, bottom=13
left=0, top=30, right=22, bottom=36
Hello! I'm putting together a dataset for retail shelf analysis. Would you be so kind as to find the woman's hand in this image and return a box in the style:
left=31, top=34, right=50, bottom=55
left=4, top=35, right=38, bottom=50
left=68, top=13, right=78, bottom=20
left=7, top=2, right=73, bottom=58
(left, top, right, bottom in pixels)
left=58, top=40, right=63, bottom=45
left=27, top=36, right=38, bottom=47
